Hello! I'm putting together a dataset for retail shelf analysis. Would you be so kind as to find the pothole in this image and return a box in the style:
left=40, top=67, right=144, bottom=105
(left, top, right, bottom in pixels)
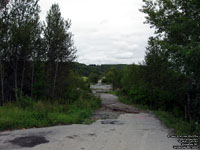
left=88, top=133, right=96, bottom=137
left=0, top=133, right=10, bottom=137
left=66, top=135, right=79, bottom=139
left=9, top=135, right=49, bottom=147
left=104, top=105, right=139, bottom=114
left=101, top=120, right=125, bottom=125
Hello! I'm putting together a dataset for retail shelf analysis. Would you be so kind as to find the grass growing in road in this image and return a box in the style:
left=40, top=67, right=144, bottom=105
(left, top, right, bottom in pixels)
left=0, top=93, right=101, bottom=131
left=104, top=90, right=117, bottom=95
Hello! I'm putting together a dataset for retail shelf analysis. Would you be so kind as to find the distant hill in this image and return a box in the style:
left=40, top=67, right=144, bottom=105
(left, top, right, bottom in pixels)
left=72, top=62, right=128, bottom=77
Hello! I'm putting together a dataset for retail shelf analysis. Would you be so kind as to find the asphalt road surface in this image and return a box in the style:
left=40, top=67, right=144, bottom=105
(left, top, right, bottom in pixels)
left=0, top=83, right=193, bottom=150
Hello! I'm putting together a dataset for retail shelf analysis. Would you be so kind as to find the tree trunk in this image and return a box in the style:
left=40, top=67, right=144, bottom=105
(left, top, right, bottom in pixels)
left=14, top=62, right=18, bottom=101
left=20, top=59, right=26, bottom=96
left=0, top=62, right=4, bottom=105
left=184, top=104, right=187, bottom=121
left=31, top=61, right=35, bottom=97
left=187, top=92, right=191, bottom=122
left=52, top=61, right=58, bottom=98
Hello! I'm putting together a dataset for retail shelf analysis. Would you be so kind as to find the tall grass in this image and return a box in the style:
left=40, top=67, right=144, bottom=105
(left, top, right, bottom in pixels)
left=0, top=94, right=101, bottom=131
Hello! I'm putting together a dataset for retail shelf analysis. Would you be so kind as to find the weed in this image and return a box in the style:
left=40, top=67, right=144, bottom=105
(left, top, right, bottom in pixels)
left=0, top=94, right=101, bottom=131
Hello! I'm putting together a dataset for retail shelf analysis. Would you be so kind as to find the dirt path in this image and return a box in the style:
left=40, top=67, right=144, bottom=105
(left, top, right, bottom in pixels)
left=0, top=83, right=190, bottom=150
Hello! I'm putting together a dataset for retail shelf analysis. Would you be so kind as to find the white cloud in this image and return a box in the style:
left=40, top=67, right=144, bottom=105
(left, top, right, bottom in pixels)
left=39, top=0, right=154, bottom=64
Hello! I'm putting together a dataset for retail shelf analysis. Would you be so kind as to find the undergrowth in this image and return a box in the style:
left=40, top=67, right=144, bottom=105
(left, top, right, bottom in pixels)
left=0, top=93, right=101, bottom=131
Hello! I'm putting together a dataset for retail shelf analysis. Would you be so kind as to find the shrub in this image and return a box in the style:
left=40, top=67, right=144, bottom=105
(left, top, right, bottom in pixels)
left=88, top=72, right=99, bottom=84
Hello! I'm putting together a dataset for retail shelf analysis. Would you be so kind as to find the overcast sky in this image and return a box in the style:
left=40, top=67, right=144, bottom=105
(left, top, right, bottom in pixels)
left=39, top=0, right=154, bottom=65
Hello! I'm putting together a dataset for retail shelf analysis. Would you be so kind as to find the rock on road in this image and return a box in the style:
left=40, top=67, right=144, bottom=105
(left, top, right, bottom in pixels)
left=0, top=83, right=190, bottom=150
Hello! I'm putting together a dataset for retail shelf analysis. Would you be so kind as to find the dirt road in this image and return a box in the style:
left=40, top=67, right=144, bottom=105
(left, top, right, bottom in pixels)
left=0, top=83, right=190, bottom=150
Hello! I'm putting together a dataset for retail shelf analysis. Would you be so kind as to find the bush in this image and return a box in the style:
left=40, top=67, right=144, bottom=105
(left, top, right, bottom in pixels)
left=17, top=96, right=34, bottom=109
left=64, top=72, right=91, bottom=104
left=88, top=72, right=99, bottom=83
left=101, top=78, right=108, bottom=83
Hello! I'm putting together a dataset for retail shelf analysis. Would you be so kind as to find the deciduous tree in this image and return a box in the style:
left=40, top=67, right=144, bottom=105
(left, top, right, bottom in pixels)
left=43, top=4, right=76, bottom=98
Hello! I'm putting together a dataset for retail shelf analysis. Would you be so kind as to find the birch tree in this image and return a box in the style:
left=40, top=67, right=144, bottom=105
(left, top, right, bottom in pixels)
left=44, top=4, right=76, bottom=99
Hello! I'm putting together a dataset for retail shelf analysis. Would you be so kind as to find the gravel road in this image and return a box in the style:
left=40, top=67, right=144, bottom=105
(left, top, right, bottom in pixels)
left=0, top=83, right=193, bottom=150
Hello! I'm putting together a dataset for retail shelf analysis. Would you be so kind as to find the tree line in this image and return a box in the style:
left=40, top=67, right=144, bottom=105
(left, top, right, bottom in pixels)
left=72, top=63, right=127, bottom=77
left=0, top=0, right=76, bottom=105
left=106, top=0, right=200, bottom=125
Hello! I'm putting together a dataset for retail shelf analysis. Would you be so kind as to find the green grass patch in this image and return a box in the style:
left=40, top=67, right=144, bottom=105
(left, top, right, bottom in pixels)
left=104, top=90, right=117, bottom=95
left=82, top=76, right=88, bottom=82
left=0, top=94, right=101, bottom=131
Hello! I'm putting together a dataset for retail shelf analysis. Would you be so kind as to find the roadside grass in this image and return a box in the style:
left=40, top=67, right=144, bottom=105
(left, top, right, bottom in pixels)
left=104, top=90, right=117, bottom=95
left=154, top=111, right=199, bottom=134
left=0, top=94, right=101, bottom=131
left=154, top=111, right=200, bottom=144
left=82, top=76, right=88, bottom=82
left=116, top=92, right=200, bottom=143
